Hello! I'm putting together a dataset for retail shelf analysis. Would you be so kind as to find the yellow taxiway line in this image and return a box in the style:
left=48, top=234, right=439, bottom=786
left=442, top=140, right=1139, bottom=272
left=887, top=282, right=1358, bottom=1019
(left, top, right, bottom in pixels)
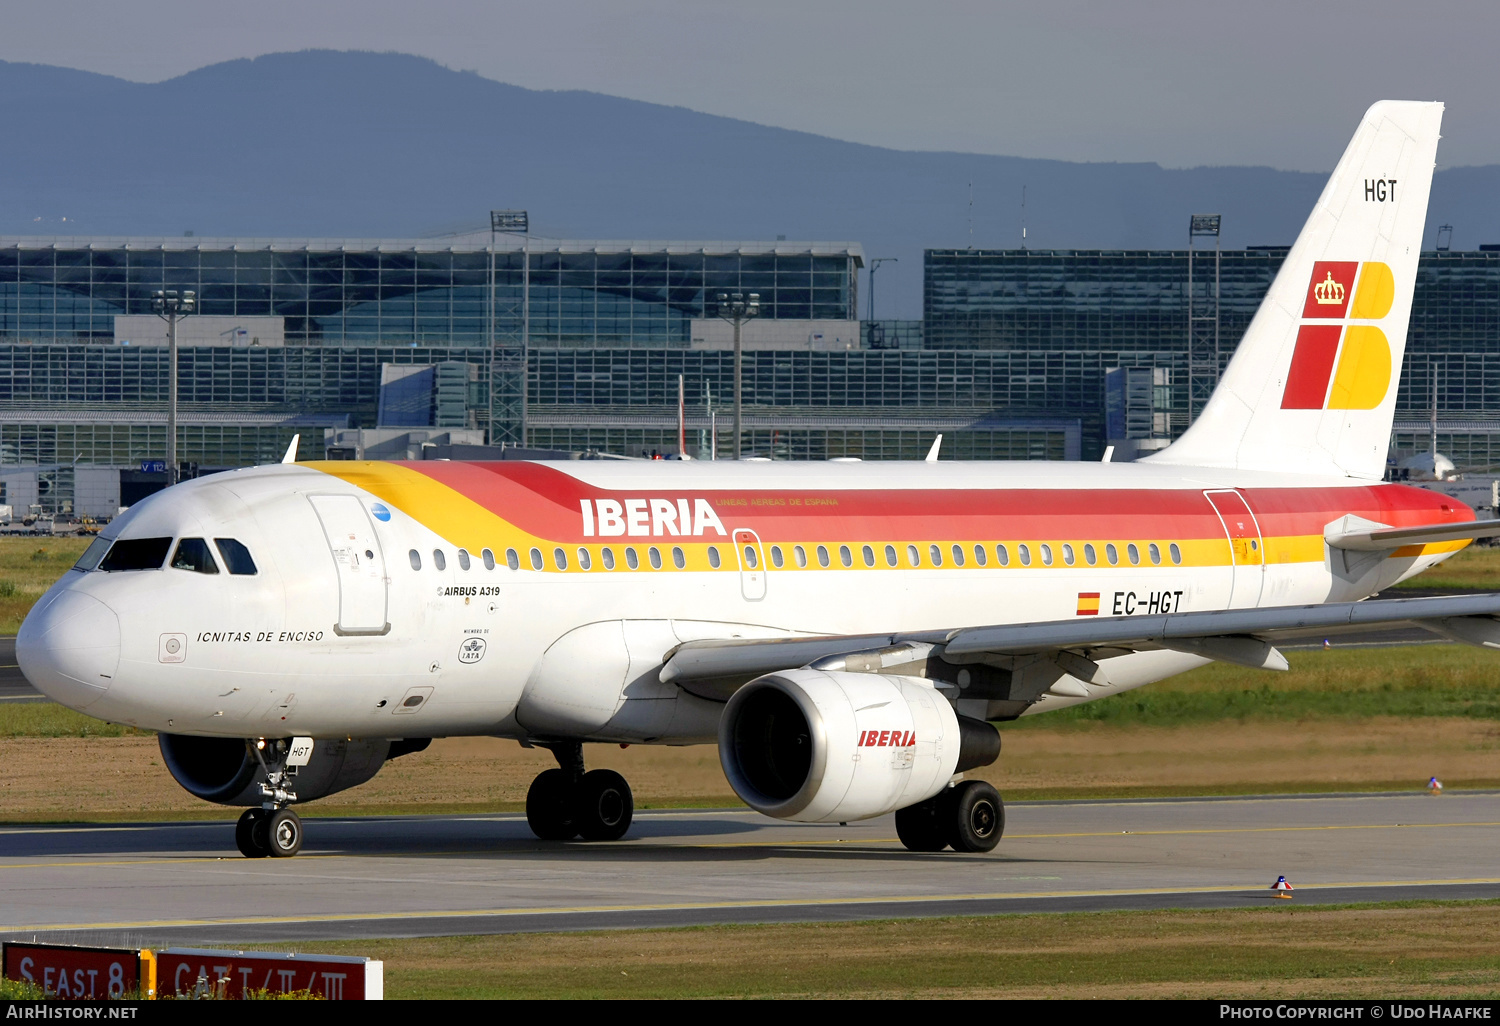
left=6, top=877, right=1500, bottom=935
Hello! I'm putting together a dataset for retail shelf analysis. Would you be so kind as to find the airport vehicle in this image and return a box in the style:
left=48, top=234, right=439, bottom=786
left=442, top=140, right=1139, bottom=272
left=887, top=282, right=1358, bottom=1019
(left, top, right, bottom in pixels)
left=21, top=101, right=1500, bottom=860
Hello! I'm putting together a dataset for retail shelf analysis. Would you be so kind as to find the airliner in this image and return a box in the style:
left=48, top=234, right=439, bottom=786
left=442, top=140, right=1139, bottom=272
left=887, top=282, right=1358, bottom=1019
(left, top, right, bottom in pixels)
left=21, top=101, right=1500, bottom=859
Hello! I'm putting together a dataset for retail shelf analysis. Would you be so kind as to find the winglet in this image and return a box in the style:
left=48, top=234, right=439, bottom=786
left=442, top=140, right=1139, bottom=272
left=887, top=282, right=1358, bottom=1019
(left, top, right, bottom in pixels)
left=925, top=434, right=943, bottom=462
left=281, top=433, right=300, bottom=464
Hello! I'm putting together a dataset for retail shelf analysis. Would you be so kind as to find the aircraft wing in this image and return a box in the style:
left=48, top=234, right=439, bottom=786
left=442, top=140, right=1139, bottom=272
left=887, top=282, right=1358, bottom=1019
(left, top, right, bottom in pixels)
left=660, top=592, right=1500, bottom=703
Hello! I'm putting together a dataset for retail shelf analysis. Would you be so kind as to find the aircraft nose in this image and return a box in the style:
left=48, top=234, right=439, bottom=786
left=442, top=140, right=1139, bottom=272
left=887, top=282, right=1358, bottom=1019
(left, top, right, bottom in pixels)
left=17, top=589, right=122, bottom=711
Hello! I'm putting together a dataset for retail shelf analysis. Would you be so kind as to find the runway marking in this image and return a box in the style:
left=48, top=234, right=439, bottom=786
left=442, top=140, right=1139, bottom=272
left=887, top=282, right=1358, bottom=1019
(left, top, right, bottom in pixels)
left=5, top=820, right=1500, bottom=868
left=7, top=877, right=1500, bottom=935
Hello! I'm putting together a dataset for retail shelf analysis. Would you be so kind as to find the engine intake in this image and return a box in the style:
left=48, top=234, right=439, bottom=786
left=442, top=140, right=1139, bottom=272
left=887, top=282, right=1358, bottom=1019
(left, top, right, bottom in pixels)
left=159, top=734, right=399, bottom=806
left=719, top=669, right=999, bottom=823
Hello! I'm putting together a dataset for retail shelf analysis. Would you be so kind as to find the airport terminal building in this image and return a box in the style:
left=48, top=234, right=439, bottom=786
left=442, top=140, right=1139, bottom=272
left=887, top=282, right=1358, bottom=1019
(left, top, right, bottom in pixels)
left=2, top=232, right=1499, bottom=513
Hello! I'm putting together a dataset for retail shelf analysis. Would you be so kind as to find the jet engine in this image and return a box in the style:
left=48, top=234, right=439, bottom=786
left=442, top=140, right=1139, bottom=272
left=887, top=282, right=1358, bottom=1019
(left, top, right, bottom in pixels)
left=718, top=668, right=1000, bottom=823
left=158, top=734, right=420, bottom=806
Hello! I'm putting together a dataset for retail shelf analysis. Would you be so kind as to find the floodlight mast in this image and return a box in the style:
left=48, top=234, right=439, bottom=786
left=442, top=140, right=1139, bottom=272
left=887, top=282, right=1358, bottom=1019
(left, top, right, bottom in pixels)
left=715, top=292, right=760, bottom=459
left=151, top=289, right=196, bottom=486
left=489, top=210, right=529, bottom=449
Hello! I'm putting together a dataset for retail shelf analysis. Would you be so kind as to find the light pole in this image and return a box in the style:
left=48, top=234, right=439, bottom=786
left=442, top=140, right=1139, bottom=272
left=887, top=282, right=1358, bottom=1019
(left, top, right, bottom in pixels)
left=715, top=292, right=759, bottom=459
left=152, top=289, right=196, bottom=486
left=489, top=210, right=529, bottom=449
left=867, top=257, right=896, bottom=323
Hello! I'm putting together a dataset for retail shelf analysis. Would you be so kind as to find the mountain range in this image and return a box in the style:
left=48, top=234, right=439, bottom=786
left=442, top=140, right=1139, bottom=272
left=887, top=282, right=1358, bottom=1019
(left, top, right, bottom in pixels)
left=3, top=50, right=1497, bottom=319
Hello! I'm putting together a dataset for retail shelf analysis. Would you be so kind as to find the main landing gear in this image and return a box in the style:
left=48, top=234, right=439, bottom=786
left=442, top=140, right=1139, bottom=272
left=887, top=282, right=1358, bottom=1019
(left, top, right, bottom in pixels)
left=894, top=780, right=1004, bottom=853
left=525, top=742, right=634, bottom=842
left=235, top=739, right=305, bottom=859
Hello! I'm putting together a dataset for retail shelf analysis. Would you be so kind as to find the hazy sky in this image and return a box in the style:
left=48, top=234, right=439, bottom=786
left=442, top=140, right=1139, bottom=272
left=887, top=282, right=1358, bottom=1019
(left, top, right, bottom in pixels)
left=2, top=0, right=1496, bottom=171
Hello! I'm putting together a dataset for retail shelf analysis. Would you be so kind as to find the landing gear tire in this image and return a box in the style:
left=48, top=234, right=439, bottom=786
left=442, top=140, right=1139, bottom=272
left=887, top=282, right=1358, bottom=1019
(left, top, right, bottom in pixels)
left=895, top=795, right=951, bottom=852
left=265, top=808, right=304, bottom=858
left=948, top=780, right=1004, bottom=853
left=574, top=769, right=634, bottom=841
left=235, top=808, right=270, bottom=858
left=526, top=768, right=579, bottom=840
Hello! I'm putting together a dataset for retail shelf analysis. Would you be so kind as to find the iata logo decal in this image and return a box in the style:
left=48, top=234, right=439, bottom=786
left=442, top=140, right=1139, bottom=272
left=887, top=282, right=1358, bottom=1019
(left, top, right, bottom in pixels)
left=458, top=637, right=487, bottom=664
left=1282, top=261, right=1395, bottom=411
left=859, top=729, right=915, bottom=747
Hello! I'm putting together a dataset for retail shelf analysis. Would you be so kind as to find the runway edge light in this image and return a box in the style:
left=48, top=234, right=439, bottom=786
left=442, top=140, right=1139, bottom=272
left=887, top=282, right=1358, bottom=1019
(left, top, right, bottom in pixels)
left=1270, top=875, right=1294, bottom=898
left=1429, top=776, right=1444, bottom=795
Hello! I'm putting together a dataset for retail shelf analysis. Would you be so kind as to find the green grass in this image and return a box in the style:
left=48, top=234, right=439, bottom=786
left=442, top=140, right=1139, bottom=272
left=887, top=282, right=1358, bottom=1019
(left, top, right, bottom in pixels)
left=0, top=701, right=147, bottom=737
left=1011, top=641, right=1500, bottom=728
left=270, top=900, right=1500, bottom=999
left=0, top=536, right=90, bottom=634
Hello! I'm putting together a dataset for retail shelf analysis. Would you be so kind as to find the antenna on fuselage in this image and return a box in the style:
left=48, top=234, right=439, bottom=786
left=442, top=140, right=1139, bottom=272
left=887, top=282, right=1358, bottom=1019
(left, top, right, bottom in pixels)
left=281, top=434, right=300, bottom=464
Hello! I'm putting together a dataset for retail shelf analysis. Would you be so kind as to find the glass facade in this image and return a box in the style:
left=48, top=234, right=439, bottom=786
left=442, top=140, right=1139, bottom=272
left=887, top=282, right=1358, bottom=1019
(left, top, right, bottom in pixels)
left=0, top=239, right=860, bottom=347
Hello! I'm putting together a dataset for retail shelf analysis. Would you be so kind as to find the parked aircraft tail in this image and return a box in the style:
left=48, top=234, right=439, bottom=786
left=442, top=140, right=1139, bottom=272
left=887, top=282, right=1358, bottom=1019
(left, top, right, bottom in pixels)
left=1147, top=101, right=1443, bottom=480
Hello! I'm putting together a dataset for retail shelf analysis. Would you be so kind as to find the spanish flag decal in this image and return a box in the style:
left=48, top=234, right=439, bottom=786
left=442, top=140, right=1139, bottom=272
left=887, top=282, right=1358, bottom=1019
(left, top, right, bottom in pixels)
left=1077, top=592, right=1100, bottom=616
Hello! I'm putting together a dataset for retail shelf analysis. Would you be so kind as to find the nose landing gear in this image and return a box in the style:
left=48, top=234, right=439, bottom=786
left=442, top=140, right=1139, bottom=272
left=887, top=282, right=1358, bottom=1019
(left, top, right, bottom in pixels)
left=234, top=739, right=306, bottom=859
left=525, top=742, right=634, bottom=842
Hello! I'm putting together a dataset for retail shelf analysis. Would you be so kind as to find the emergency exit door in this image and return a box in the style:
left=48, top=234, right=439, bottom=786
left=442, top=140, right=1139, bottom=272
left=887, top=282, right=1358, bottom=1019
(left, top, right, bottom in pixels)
left=308, top=494, right=390, bottom=635
left=733, top=528, right=768, bottom=600
left=1204, top=489, right=1265, bottom=608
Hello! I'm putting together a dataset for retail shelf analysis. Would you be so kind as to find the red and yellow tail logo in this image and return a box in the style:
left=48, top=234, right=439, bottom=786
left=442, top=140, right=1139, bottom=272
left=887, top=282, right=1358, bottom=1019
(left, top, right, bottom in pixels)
left=1281, top=261, right=1395, bottom=410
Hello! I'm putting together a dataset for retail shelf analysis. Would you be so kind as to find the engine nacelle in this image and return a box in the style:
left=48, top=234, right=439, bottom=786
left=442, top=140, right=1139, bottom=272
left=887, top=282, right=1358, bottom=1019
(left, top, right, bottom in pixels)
left=718, top=669, right=1000, bottom=823
left=158, top=734, right=398, bottom=806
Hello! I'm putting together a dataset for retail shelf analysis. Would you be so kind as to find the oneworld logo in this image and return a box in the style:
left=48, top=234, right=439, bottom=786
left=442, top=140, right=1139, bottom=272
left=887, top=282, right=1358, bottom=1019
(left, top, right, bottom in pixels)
left=580, top=498, right=728, bottom=538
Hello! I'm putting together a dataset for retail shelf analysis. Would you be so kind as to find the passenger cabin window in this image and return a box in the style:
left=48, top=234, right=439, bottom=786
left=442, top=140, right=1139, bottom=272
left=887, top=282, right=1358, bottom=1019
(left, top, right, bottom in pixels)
left=973, top=545, right=987, bottom=567
left=1084, top=543, right=1097, bottom=566
left=929, top=544, right=942, bottom=567
left=648, top=547, right=662, bottom=570
left=743, top=545, right=759, bottom=569
left=1106, top=543, right=1119, bottom=566
left=1018, top=544, right=1032, bottom=566
left=907, top=544, right=920, bottom=567
left=577, top=548, right=592, bottom=570
left=433, top=549, right=447, bottom=572
left=839, top=545, right=852, bottom=567
left=794, top=545, right=808, bottom=568
left=74, top=536, right=110, bottom=571
left=862, top=545, right=875, bottom=568
left=816, top=545, right=830, bottom=568
left=885, top=544, right=897, bottom=567
left=482, top=548, right=496, bottom=570
left=1149, top=543, right=1162, bottom=565
left=1062, top=543, right=1075, bottom=566
left=457, top=549, right=471, bottom=571
left=554, top=548, right=569, bottom=570
left=529, top=548, right=543, bottom=570
left=1127, top=543, right=1141, bottom=566
left=603, top=547, right=617, bottom=570
left=951, top=544, right=965, bottom=567
left=996, top=544, right=1009, bottom=566
left=100, top=537, right=172, bottom=572
left=625, top=547, right=639, bottom=570
left=672, top=546, right=685, bottom=569
left=707, top=546, right=720, bottom=569
left=770, top=546, right=784, bottom=568
left=1040, top=544, right=1053, bottom=566
left=1170, top=543, right=1183, bottom=565
left=409, top=549, right=422, bottom=571
left=506, top=548, right=520, bottom=571
left=172, top=538, right=220, bottom=575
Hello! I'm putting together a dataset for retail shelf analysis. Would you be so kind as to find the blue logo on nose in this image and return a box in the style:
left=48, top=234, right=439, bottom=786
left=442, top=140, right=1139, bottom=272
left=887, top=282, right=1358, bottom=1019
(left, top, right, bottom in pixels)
left=371, top=502, right=391, bottom=522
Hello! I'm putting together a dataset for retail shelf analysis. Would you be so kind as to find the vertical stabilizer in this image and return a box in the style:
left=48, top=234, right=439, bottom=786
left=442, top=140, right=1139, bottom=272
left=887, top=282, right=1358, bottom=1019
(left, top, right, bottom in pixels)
left=1146, top=101, right=1442, bottom=479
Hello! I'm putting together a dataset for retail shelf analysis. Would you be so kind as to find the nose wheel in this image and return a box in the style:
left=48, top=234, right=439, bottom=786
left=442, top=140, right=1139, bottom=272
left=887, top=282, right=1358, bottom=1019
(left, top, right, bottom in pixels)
left=233, top=738, right=308, bottom=858
left=525, top=742, right=634, bottom=842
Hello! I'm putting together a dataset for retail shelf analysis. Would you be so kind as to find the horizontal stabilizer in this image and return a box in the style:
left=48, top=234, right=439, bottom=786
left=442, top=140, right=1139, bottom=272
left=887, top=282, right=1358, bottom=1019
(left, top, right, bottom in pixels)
left=1324, top=514, right=1500, bottom=551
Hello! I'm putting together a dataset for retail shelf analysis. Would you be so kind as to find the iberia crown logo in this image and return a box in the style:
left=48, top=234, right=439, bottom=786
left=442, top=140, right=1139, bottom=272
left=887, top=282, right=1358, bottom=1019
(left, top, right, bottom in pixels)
left=1313, top=272, right=1344, bottom=305
left=1281, top=261, right=1396, bottom=411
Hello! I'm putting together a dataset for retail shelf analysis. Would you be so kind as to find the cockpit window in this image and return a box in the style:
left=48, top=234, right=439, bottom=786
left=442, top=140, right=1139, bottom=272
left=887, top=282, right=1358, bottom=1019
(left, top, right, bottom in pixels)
left=213, top=538, right=258, bottom=576
left=74, top=536, right=111, bottom=571
left=99, top=537, right=172, bottom=572
left=172, top=538, right=220, bottom=575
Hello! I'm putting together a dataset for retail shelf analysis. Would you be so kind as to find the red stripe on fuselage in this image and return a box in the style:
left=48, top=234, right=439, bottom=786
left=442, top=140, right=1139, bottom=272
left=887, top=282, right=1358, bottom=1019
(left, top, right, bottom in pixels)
left=391, top=462, right=1467, bottom=545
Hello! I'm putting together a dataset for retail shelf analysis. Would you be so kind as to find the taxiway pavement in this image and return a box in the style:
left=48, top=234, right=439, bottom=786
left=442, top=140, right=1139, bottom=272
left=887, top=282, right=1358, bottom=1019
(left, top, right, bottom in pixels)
left=3, top=792, right=1497, bottom=947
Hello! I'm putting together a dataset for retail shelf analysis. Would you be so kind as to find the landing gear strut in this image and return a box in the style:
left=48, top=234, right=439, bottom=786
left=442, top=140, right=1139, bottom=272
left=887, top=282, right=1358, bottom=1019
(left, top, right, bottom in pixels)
left=234, top=738, right=305, bottom=859
left=525, top=742, right=634, bottom=842
left=895, top=780, right=1004, bottom=853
